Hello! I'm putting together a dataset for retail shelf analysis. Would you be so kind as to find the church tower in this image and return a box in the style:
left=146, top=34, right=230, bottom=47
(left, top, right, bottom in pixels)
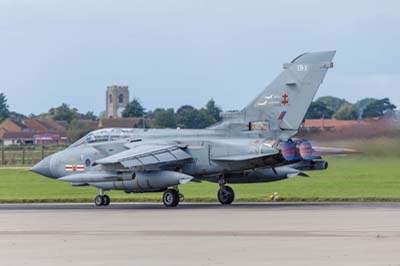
left=106, top=85, right=129, bottom=118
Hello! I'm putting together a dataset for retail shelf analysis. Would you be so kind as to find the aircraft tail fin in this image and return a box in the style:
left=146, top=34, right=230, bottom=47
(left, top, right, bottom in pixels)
left=241, top=51, right=335, bottom=135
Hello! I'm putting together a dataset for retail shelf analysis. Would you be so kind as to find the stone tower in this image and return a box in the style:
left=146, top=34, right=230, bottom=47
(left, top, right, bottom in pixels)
left=106, top=85, right=129, bottom=118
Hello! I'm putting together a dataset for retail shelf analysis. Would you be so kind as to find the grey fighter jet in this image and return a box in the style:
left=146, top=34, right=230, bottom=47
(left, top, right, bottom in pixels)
left=32, top=51, right=336, bottom=207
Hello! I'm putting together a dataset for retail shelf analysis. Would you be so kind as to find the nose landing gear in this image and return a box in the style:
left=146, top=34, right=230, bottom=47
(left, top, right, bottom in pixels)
left=162, top=188, right=180, bottom=207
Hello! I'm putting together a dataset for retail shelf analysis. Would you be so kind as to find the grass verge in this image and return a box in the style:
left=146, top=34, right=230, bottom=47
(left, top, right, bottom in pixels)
left=0, top=156, right=399, bottom=203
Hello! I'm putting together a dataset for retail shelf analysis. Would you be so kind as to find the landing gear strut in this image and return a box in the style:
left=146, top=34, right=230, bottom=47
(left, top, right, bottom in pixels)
left=218, top=185, right=235, bottom=205
left=163, top=188, right=180, bottom=207
left=94, top=189, right=111, bottom=207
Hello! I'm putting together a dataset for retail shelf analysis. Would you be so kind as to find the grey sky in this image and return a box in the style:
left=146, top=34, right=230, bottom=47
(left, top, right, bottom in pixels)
left=1, top=0, right=399, bottom=115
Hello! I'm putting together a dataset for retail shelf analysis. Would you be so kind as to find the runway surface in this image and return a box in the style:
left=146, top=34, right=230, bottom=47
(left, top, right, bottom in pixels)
left=1, top=202, right=400, bottom=266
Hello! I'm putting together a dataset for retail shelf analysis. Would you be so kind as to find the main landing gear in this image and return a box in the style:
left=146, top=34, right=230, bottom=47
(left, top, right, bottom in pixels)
left=218, top=185, right=235, bottom=205
left=163, top=188, right=183, bottom=207
left=94, top=189, right=111, bottom=207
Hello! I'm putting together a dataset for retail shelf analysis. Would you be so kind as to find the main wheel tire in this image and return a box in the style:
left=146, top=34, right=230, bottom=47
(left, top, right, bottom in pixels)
left=218, top=186, right=235, bottom=205
left=95, top=195, right=104, bottom=206
left=163, top=189, right=180, bottom=207
left=103, top=195, right=111, bottom=206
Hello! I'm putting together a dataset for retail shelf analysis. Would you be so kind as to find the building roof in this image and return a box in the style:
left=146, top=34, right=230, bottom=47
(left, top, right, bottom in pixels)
left=75, top=119, right=99, bottom=130
left=54, top=120, right=69, bottom=129
left=0, top=118, right=28, bottom=131
left=3, top=131, right=35, bottom=139
left=0, top=119, right=29, bottom=139
left=11, top=119, right=28, bottom=130
left=302, top=116, right=400, bottom=130
left=23, top=119, right=49, bottom=132
left=99, top=118, right=142, bottom=128
left=303, top=119, right=370, bottom=128
left=22, top=119, right=66, bottom=133
left=39, top=119, right=66, bottom=133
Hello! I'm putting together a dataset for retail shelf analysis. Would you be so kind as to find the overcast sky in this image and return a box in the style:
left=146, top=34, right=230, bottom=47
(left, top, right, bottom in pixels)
left=1, top=0, right=399, bottom=115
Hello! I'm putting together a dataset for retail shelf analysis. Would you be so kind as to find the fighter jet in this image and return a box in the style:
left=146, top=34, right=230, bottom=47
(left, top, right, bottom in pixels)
left=32, top=51, right=336, bottom=207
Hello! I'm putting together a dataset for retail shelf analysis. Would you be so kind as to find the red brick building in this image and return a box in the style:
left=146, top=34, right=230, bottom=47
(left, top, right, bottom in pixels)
left=0, top=118, right=67, bottom=145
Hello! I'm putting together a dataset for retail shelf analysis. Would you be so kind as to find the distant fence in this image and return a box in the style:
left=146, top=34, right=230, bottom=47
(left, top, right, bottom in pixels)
left=0, top=145, right=66, bottom=166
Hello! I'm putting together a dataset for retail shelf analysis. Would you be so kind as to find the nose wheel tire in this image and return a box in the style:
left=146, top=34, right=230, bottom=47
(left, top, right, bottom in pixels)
left=94, top=195, right=111, bottom=207
left=163, top=189, right=180, bottom=207
left=218, top=186, right=235, bottom=205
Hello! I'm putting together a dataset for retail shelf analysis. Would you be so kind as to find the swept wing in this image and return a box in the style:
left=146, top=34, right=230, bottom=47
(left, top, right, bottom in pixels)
left=96, top=142, right=192, bottom=170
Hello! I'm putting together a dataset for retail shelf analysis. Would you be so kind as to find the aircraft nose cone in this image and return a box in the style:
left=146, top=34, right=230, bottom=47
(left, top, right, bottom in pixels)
left=31, top=156, right=53, bottom=178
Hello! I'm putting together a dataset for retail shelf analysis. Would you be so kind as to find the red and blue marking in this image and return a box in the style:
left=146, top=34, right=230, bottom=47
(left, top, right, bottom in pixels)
left=277, top=111, right=286, bottom=120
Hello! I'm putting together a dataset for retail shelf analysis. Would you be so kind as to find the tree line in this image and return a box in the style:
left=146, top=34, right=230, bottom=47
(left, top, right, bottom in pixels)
left=0, top=93, right=397, bottom=129
left=305, top=96, right=396, bottom=120
left=121, top=98, right=222, bottom=129
left=0, top=93, right=223, bottom=129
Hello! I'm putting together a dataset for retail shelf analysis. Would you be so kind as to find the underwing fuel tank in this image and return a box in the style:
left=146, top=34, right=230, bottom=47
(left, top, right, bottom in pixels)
left=59, top=170, right=193, bottom=192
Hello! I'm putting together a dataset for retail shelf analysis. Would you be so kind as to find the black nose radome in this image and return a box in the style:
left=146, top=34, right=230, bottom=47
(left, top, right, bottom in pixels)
left=31, top=156, right=53, bottom=178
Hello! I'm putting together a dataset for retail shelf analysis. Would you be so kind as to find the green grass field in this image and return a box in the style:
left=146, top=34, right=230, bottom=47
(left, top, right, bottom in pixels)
left=0, top=155, right=399, bottom=202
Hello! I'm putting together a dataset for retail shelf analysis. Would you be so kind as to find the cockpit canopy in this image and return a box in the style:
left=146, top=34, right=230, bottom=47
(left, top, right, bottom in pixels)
left=70, top=128, right=136, bottom=147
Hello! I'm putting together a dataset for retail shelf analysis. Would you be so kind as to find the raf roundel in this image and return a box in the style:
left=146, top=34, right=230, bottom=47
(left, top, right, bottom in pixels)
left=85, top=159, right=92, bottom=167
